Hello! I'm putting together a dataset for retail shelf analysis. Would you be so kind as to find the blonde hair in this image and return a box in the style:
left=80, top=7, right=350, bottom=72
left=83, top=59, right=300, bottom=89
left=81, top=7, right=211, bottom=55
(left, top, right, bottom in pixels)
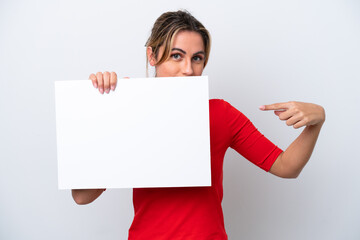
left=145, top=10, right=211, bottom=76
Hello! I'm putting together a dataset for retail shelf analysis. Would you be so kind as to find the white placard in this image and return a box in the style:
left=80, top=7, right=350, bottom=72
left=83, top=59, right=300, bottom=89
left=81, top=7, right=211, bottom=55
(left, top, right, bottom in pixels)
left=55, top=76, right=211, bottom=189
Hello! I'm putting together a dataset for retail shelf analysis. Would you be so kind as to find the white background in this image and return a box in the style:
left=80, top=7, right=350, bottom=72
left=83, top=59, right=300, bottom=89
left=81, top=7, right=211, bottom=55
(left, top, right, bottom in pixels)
left=0, top=0, right=359, bottom=239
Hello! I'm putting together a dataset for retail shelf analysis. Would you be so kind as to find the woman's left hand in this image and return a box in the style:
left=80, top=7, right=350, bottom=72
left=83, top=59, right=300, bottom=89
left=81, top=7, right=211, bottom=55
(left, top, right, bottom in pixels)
left=259, top=101, right=325, bottom=129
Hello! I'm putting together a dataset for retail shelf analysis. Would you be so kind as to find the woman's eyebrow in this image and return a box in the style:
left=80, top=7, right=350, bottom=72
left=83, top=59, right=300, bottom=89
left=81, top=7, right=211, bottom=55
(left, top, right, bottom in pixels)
left=193, top=51, right=205, bottom=56
left=172, top=48, right=186, bottom=54
left=171, top=48, right=205, bottom=56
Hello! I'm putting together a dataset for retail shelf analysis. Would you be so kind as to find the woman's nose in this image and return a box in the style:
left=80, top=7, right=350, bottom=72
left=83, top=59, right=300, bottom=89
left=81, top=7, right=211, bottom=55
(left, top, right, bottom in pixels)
left=181, top=58, right=194, bottom=76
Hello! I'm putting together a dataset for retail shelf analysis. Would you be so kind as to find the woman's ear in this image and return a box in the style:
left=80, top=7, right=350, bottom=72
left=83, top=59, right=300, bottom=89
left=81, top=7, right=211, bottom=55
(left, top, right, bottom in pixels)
left=147, top=46, right=156, bottom=66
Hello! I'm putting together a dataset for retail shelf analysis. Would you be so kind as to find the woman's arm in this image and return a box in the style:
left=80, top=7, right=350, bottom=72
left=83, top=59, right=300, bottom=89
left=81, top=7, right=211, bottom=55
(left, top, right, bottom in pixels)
left=71, top=72, right=118, bottom=205
left=259, top=101, right=325, bottom=178
left=72, top=189, right=106, bottom=205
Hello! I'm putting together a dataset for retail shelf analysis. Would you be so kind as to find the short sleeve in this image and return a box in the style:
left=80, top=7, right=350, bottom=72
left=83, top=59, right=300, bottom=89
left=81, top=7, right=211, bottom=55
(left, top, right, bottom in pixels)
left=224, top=101, right=283, bottom=172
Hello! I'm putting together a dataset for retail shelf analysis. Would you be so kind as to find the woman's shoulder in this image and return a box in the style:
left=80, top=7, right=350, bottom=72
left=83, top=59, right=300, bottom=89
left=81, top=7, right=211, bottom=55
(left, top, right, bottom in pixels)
left=209, top=99, right=234, bottom=116
left=209, top=98, right=231, bottom=109
left=209, top=98, right=226, bottom=105
left=209, top=98, right=247, bottom=119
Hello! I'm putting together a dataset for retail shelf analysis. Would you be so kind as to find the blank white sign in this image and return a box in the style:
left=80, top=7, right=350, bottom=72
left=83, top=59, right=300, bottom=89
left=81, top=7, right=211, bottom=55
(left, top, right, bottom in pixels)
left=55, top=76, right=211, bottom=189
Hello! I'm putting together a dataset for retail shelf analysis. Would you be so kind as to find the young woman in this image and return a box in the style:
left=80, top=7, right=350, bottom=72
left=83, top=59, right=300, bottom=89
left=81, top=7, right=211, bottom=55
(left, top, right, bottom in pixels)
left=72, top=10, right=325, bottom=239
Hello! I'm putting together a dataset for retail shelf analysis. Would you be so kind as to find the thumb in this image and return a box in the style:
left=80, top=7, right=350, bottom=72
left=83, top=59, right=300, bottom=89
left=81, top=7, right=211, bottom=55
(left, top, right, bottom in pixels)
left=274, top=110, right=285, bottom=116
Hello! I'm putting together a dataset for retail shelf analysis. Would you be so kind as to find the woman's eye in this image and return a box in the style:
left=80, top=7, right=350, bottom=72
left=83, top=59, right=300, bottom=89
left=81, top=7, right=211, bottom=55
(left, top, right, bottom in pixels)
left=193, top=56, right=203, bottom=62
left=171, top=54, right=181, bottom=60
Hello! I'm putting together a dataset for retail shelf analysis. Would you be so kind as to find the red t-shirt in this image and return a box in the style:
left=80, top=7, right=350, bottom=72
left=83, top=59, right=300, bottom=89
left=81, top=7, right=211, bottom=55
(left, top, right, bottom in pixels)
left=128, top=99, right=283, bottom=240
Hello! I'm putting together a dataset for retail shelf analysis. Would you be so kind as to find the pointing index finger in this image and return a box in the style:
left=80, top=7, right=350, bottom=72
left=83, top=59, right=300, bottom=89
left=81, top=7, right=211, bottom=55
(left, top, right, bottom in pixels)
left=259, top=102, right=290, bottom=111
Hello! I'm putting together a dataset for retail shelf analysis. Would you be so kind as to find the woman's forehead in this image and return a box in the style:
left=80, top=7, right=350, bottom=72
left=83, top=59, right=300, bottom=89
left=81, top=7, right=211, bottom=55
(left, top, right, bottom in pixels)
left=171, top=31, right=205, bottom=51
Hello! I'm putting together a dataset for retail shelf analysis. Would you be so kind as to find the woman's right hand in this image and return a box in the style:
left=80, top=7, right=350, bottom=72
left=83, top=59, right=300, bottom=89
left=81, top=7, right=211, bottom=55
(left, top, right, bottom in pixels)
left=89, top=71, right=118, bottom=94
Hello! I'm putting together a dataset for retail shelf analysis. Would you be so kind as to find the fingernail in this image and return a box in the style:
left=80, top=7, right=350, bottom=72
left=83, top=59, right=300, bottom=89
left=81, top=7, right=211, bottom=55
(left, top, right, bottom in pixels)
left=259, top=105, right=265, bottom=110
left=111, top=85, right=115, bottom=91
left=106, top=88, right=110, bottom=94
left=93, top=82, right=98, bottom=88
left=100, top=88, right=104, bottom=94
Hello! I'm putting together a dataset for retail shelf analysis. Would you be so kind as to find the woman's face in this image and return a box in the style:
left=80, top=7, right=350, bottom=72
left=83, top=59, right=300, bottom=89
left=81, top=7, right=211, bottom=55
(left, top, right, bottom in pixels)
left=150, top=31, right=206, bottom=77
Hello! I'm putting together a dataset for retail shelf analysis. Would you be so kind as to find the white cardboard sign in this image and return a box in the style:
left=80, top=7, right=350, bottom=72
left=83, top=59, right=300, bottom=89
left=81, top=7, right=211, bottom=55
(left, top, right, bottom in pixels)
left=55, top=76, right=211, bottom=189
